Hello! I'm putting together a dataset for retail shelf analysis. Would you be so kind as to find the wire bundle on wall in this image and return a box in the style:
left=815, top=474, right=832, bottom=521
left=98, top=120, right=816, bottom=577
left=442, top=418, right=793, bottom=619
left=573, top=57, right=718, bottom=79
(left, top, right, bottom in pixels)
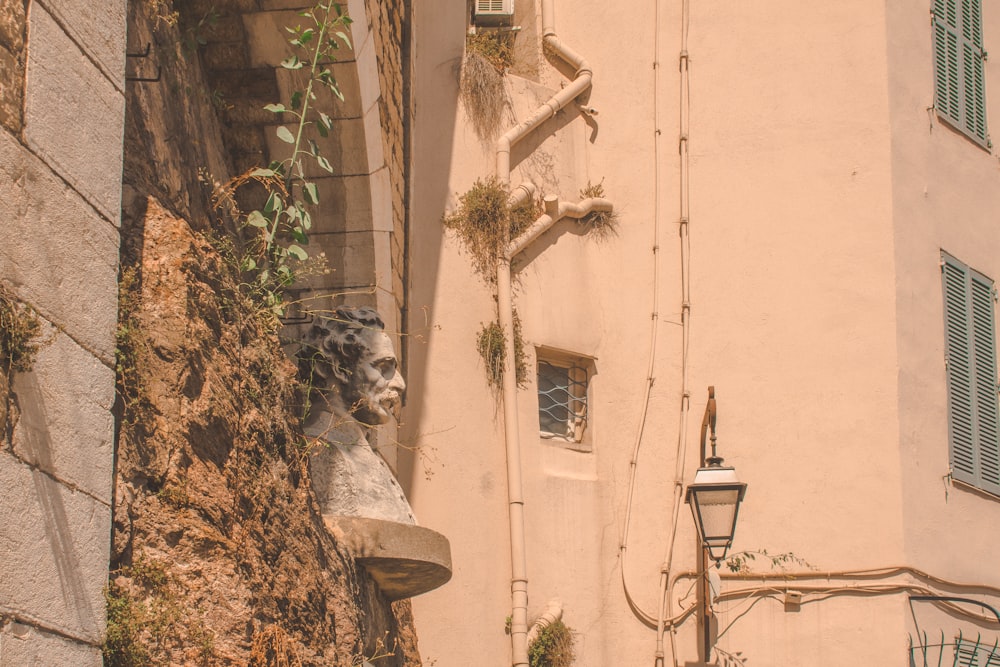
left=616, top=0, right=695, bottom=665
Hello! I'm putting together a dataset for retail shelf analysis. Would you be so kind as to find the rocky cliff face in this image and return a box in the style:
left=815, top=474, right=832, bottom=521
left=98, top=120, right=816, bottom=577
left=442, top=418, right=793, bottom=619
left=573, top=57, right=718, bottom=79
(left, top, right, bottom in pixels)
left=109, top=0, right=420, bottom=664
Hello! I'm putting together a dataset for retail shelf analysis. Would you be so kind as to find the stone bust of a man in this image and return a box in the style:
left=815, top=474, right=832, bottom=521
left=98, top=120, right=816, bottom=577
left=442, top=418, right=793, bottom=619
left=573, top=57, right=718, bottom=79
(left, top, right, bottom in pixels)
left=301, top=307, right=406, bottom=427
left=299, top=307, right=415, bottom=524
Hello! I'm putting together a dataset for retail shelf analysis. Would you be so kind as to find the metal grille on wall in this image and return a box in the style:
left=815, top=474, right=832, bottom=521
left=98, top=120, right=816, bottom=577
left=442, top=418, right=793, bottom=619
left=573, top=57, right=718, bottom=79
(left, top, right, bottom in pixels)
left=908, top=596, right=1000, bottom=667
left=537, top=360, right=588, bottom=442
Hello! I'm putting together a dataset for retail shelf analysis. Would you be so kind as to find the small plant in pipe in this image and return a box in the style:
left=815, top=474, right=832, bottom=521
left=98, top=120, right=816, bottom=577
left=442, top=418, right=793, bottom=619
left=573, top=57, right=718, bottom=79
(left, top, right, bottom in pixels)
left=442, top=176, right=538, bottom=283
left=226, top=1, right=351, bottom=318
left=528, top=619, right=574, bottom=667
left=578, top=180, right=618, bottom=239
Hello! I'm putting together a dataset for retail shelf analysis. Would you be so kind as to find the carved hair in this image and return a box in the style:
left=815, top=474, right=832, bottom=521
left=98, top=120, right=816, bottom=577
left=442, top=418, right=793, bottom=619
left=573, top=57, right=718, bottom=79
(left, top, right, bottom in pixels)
left=300, top=307, right=386, bottom=389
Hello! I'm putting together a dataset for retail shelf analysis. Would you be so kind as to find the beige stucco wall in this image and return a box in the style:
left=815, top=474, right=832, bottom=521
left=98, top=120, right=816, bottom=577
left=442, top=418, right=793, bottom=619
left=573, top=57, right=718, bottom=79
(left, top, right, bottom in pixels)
left=401, top=1, right=1000, bottom=665
left=888, top=0, right=1000, bottom=587
left=0, top=0, right=125, bottom=663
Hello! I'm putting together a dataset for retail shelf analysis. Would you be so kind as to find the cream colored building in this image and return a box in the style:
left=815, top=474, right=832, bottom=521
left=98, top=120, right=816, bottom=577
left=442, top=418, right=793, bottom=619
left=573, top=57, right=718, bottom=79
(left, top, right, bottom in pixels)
left=397, top=0, right=1000, bottom=665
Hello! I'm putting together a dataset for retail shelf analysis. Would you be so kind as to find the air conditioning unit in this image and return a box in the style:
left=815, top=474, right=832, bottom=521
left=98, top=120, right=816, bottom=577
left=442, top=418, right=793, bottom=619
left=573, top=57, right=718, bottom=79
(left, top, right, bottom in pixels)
left=473, top=0, right=514, bottom=27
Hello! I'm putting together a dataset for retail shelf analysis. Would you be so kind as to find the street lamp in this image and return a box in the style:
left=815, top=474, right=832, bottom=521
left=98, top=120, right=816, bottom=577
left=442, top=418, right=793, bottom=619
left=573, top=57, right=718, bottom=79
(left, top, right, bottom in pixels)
left=685, top=386, right=747, bottom=663
left=685, top=386, right=747, bottom=563
left=685, top=461, right=747, bottom=563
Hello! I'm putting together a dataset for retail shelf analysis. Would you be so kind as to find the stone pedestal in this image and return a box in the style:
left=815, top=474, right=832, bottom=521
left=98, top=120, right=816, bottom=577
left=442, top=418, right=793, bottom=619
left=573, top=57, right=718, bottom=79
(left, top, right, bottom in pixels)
left=325, top=516, right=452, bottom=601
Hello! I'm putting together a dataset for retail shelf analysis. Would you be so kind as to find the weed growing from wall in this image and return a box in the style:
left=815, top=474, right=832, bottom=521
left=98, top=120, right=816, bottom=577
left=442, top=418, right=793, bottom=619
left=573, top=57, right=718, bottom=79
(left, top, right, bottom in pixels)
left=249, top=624, right=303, bottom=667
left=0, top=286, right=42, bottom=379
left=460, top=32, right=515, bottom=140
left=477, top=310, right=528, bottom=391
left=528, top=619, right=575, bottom=667
left=0, top=285, right=43, bottom=442
left=445, top=177, right=536, bottom=393
left=578, top=180, right=619, bottom=239
left=443, top=176, right=538, bottom=283
left=467, top=31, right=515, bottom=71
left=103, top=553, right=215, bottom=667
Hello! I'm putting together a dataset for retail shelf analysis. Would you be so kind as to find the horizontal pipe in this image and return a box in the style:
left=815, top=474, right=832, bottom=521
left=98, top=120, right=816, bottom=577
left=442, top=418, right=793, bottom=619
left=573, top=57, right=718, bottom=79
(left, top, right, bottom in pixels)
left=506, top=197, right=614, bottom=259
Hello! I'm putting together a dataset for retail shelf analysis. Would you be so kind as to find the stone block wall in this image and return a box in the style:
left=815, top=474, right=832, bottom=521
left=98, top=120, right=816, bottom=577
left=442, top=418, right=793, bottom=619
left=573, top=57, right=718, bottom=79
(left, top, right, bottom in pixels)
left=0, top=0, right=126, bottom=664
left=194, top=0, right=409, bottom=343
left=364, top=0, right=409, bottom=355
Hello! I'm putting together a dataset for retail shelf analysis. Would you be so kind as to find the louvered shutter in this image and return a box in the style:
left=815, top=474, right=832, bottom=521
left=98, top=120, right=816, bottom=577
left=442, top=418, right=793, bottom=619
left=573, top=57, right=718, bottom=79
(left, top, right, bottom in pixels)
left=971, top=271, right=1000, bottom=493
left=942, top=253, right=1000, bottom=495
left=932, top=0, right=989, bottom=146
left=944, top=255, right=977, bottom=483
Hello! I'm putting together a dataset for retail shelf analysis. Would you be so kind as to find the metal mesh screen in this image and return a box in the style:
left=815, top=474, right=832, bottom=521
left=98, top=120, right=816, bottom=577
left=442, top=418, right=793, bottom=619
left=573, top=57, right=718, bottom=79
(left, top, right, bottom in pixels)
left=538, top=360, right=588, bottom=441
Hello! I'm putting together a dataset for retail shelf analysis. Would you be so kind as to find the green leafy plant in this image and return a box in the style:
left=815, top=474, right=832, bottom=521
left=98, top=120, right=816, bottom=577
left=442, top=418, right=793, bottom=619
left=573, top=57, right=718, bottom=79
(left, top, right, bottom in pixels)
left=715, top=646, right=748, bottom=667
left=725, top=549, right=812, bottom=575
left=528, top=619, right=575, bottom=667
left=181, top=7, right=218, bottom=54
left=215, top=1, right=351, bottom=320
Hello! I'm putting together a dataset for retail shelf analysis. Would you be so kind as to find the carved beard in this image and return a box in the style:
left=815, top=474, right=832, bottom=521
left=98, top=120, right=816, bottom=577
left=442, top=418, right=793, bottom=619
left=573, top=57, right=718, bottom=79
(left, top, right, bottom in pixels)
left=343, top=377, right=400, bottom=426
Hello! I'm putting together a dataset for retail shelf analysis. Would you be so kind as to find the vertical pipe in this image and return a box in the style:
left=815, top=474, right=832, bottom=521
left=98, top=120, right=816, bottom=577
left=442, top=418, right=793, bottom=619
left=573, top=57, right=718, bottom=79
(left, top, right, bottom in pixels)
left=493, top=1, right=599, bottom=663
left=497, top=256, right=530, bottom=667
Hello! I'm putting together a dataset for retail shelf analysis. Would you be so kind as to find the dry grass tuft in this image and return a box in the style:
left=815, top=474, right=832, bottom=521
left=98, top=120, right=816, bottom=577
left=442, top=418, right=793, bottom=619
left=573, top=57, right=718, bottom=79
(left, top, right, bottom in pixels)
left=460, top=50, right=508, bottom=140
left=460, top=31, right=515, bottom=140
left=529, top=619, right=575, bottom=667
left=476, top=311, right=528, bottom=392
left=578, top=180, right=619, bottom=240
left=443, top=176, right=539, bottom=282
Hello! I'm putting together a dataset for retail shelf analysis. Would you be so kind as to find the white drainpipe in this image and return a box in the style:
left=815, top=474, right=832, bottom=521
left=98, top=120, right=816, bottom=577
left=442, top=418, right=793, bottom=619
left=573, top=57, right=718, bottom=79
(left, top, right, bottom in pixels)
left=526, top=599, right=564, bottom=646
left=496, top=1, right=594, bottom=185
left=492, top=2, right=598, bottom=664
left=499, top=196, right=612, bottom=667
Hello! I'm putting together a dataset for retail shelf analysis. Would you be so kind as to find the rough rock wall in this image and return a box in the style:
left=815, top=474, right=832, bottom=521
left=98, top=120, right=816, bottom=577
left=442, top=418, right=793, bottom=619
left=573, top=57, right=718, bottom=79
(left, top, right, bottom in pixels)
left=111, top=198, right=418, bottom=665
left=0, top=0, right=26, bottom=133
left=113, top=0, right=421, bottom=664
left=0, top=0, right=124, bottom=664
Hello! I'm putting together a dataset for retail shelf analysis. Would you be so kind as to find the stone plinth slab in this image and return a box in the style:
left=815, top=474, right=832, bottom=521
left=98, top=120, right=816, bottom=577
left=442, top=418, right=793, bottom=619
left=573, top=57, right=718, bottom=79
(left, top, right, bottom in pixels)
left=324, top=516, right=452, bottom=601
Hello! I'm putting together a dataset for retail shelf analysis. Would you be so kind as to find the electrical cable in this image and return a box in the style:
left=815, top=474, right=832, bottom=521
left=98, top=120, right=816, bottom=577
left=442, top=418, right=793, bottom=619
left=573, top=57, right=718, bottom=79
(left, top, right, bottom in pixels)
left=617, top=0, right=667, bottom=635
left=657, top=0, right=694, bottom=664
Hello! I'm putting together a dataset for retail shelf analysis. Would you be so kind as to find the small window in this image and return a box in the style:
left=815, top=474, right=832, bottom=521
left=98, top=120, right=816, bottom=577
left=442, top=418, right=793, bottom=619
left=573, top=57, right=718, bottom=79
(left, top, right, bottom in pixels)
left=537, top=353, right=590, bottom=447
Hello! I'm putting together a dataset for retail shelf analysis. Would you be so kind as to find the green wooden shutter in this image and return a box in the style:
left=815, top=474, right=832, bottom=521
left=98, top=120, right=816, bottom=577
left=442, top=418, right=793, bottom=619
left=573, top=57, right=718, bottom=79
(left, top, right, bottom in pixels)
left=970, top=271, right=1000, bottom=493
left=942, top=252, right=1000, bottom=495
left=943, top=255, right=977, bottom=483
left=933, top=0, right=989, bottom=146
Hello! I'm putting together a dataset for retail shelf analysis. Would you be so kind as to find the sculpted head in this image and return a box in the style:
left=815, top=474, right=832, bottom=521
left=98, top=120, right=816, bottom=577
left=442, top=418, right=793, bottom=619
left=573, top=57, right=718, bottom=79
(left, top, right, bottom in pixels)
left=301, top=307, right=405, bottom=426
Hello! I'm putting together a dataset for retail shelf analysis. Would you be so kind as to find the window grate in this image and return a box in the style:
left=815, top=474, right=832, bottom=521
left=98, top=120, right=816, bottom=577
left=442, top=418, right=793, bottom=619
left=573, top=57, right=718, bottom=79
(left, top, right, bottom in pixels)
left=538, top=360, right=588, bottom=442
